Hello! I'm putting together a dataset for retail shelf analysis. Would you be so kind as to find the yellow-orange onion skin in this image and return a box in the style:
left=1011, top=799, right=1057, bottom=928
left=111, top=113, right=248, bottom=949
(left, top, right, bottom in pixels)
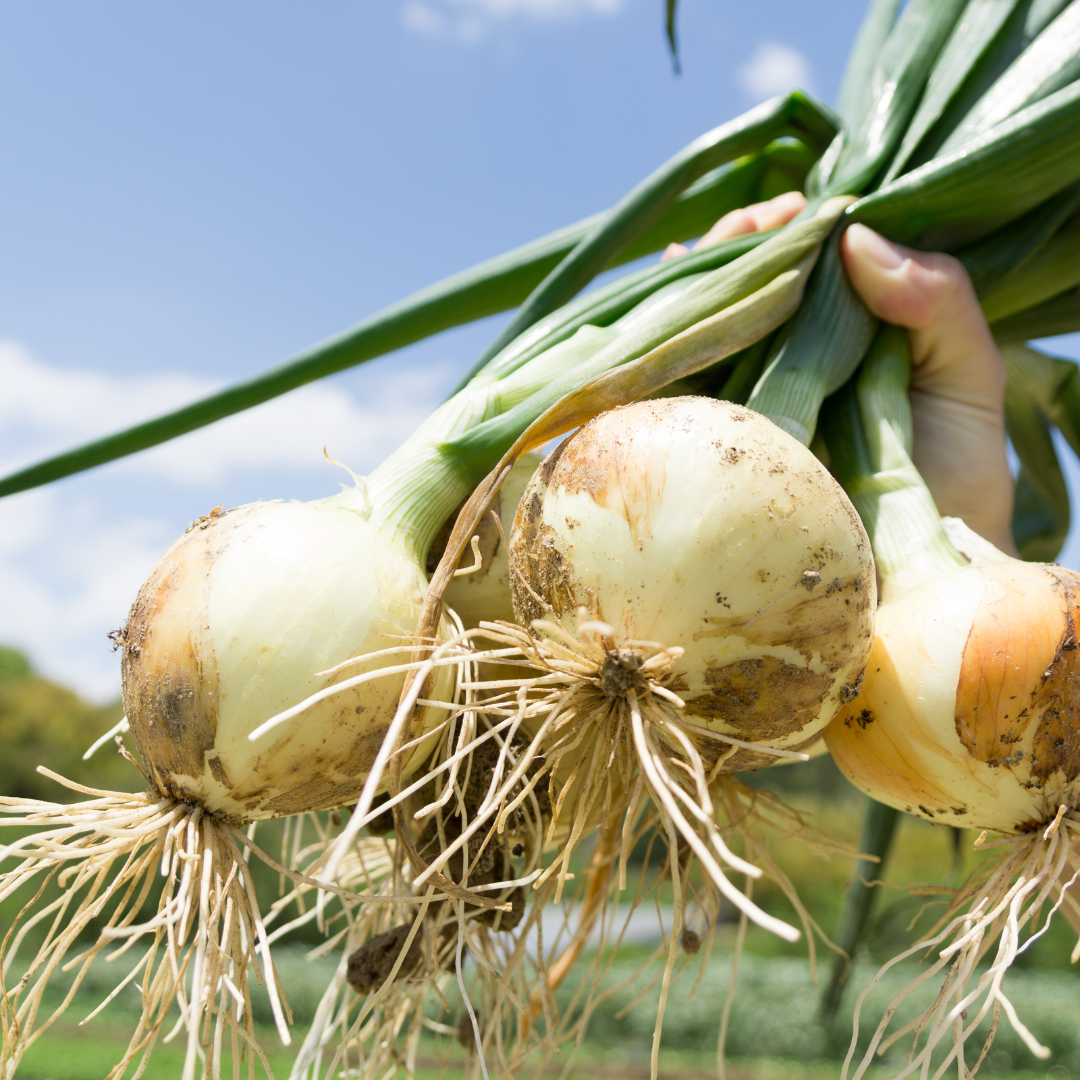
left=120, top=499, right=454, bottom=821
left=824, top=553, right=1080, bottom=835
left=508, top=397, right=877, bottom=769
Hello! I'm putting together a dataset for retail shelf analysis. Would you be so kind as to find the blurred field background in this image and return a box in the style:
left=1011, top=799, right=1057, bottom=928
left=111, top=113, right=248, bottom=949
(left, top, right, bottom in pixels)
left=3, top=646, right=1079, bottom=1080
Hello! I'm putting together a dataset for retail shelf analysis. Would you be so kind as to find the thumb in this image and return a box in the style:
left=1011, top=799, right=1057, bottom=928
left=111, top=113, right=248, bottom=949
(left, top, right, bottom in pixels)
left=840, top=223, right=1002, bottom=403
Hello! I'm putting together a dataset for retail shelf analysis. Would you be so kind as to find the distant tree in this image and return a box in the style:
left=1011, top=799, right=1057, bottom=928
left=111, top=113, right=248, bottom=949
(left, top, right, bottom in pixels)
left=0, top=646, right=141, bottom=801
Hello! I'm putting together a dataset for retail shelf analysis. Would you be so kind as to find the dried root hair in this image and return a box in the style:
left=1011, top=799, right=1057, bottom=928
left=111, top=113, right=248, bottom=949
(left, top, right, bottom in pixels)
left=843, top=801, right=1080, bottom=1080
left=0, top=771, right=379, bottom=1080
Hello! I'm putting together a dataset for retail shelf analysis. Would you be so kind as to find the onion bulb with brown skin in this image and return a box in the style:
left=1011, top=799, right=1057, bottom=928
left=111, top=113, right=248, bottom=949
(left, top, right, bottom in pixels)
left=122, top=493, right=455, bottom=821
left=820, top=328, right=1080, bottom=1075
left=0, top=468, right=480, bottom=1079
left=437, top=395, right=876, bottom=950
left=0, top=430, right=586, bottom=1079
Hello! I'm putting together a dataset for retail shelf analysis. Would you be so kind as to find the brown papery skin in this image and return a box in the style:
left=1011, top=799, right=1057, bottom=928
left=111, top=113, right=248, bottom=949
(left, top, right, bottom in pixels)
left=825, top=560, right=1080, bottom=835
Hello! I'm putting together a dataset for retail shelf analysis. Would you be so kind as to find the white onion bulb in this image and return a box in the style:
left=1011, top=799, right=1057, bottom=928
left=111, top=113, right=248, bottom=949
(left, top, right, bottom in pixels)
left=825, top=519, right=1080, bottom=835
left=509, top=396, right=876, bottom=769
left=122, top=493, right=454, bottom=821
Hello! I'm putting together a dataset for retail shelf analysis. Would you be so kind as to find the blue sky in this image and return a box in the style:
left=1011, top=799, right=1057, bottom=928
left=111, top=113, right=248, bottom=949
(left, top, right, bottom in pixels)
left=0, top=0, right=1077, bottom=699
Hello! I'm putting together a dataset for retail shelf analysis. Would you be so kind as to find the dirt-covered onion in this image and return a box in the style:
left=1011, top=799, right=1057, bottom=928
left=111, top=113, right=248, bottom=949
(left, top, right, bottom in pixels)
left=430, top=395, right=879, bottom=953
left=510, top=396, right=875, bottom=770
left=820, top=329, right=1080, bottom=1076
left=122, top=494, right=455, bottom=821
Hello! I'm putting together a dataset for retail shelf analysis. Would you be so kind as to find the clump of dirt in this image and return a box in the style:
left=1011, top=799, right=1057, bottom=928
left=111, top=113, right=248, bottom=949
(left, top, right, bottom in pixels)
left=680, top=927, right=701, bottom=955
left=458, top=1010, right=481, bottom=1053
left=364, top=792, right=396, bottom=836
left=346, top=923, right=424, bottom=995
left=413, top=733, right=547, bottom=932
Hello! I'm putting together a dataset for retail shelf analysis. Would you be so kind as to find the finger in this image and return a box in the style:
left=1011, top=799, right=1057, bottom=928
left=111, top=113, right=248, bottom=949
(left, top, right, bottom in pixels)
left=841, top=224, right=1004, bottom=411
left=841, top=223, right=1015, bottom=554
left=694, top=191, right=808, bottom=251
left=660, top=242, right=691, bottom=263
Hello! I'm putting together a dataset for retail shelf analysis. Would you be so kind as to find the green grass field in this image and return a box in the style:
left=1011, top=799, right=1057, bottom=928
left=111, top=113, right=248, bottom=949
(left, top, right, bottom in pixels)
left=11, top=940, right=1080, bottom=1080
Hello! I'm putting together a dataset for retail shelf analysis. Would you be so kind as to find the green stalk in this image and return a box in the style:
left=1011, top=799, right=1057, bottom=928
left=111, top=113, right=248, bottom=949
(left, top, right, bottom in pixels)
left=881, top=0, right=1022, bottom=185
left=466, top=93, right=837, bottom=383
left=822, top=0, right=967, bottom=197
left=904, top=0, right=1071, bottom=170
left=957, top=180, right=1080, bottom=294
left=745, top=227, right=876, bottom=444
left=1001, top=340, right=1080, bottom=466
left=823, top=327, right=967, bottom=602
left=980, top=214, right=1080, bottom=322
left=991, top=343, right=1080, bottom=562
left=990, top=286, right=1080, bottom=342
left=849, top=80, right=1080, bottom=250
left=475, top=227, right=775, bottom=384
left=836, top=0, right=903, bottom=130
left=935, top=0, right=1080, bottom=157
left=821, top=798, right=900, bottom=1019
left=0, top=135, right=821, bottom=502
left=714, top=332, right=777, bottom=406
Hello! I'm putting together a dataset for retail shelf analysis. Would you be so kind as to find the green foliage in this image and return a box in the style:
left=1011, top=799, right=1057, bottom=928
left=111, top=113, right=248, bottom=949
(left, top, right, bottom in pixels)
left=0, top=645, right=138, bottom=801
left=0, top=645, right=31, bottom=680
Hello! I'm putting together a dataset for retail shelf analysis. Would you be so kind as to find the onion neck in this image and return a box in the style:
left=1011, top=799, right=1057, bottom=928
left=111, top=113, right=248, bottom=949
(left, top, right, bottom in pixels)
left=338, top=325, right=624, bottom=564
left=328, top=199, right=850, bottom=568
left=825, top=326, right=968, bottom=604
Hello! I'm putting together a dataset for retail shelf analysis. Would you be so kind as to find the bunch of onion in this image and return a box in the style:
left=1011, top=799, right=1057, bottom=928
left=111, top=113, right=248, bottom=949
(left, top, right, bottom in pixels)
left=300, top=395, right=876, bottom=1078
left=818, top=327, right=1080, bottom=1078
left=0, top=197, right=851, bottom=1079
left=252, top=198, right=849, bottom=886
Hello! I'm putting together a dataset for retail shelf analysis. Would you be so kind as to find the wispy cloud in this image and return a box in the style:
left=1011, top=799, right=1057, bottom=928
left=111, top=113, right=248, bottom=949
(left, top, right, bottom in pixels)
left=737, top=42, right=814, bottom=101
left=0, top=486, right=169, bottom=702
left=0, top=342, right=448, bottom=700
left=402, top=0, right=625, bottom=43
left=0, top=342, right=441, bottom=485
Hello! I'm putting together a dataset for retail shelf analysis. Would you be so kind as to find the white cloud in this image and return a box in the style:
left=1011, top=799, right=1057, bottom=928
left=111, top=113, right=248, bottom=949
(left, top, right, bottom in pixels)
left=0, top=342, right=448, bottom=701
left=737, top=42, right=814, bottom=101
left=402, top=1, right=448, bottom=36
left=402, top=0, right=624, bottom=42
left=0, top=341, right=441, bottom=486
left=0, top=486, right=169, bottom=701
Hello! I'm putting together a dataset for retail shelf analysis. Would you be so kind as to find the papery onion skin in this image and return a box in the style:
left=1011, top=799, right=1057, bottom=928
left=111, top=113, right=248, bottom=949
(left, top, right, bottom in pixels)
left=508, top=397, right=877, bottom=769
left=121, top=498, right=453, bottom=821
left=825, top=552, right=1080, bottom=835
left=441, top=452, right=543, bottom=629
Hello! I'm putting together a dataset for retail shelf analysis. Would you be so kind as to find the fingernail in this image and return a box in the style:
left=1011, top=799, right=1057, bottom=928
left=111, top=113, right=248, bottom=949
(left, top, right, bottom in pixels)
left=849, top=223, right=905, bottom=270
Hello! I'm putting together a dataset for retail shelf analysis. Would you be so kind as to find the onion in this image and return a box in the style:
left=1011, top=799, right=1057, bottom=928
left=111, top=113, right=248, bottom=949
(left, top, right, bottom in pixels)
left=509, top=396, right=875, bottom=767
left=122, top=494, right=455, bottom=821
left=825, top=523, right=1080, bottom=835
left=819, top=329, right=1080, bottom=1075
left=433, top=395, right=877, bottom=952
left=0, top=450, right=509, bottom=1078
left=440, top=452, right=543, bottom=630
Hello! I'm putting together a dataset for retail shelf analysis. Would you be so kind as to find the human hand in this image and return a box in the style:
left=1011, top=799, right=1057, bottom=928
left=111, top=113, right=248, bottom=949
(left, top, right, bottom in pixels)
left=660, top=190, right=809, bottom=261
left=667, top=193, right=1017, bottom=556
left=840, top=225, right=1017, bottom=556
